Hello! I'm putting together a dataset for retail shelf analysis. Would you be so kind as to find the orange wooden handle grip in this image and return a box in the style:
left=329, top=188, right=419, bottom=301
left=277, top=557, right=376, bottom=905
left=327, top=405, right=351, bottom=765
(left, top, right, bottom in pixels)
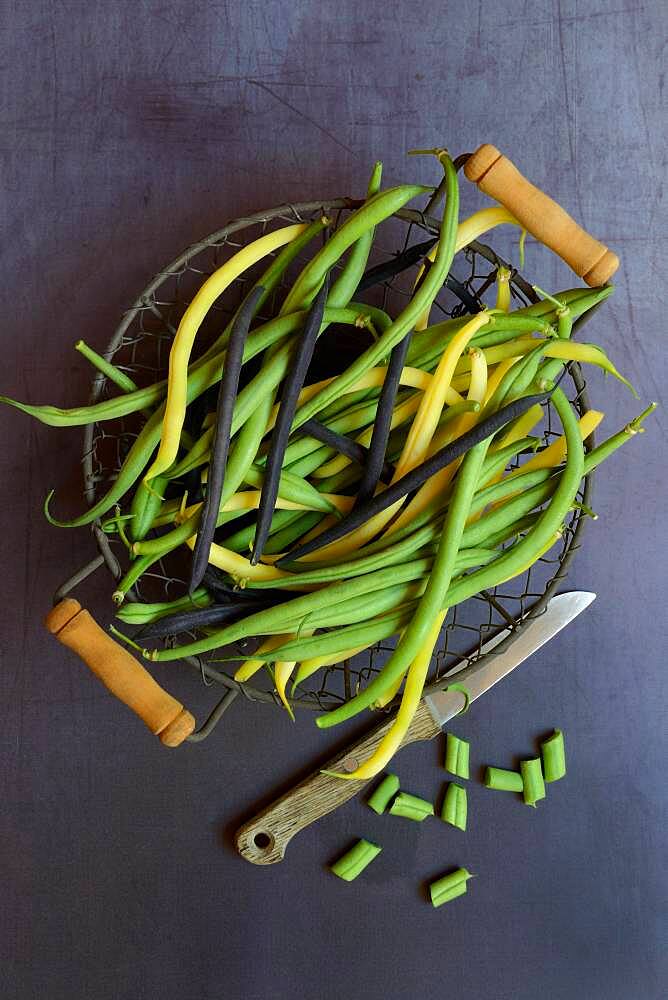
left=45, top=598, right=195, bottom=746
left=464, top=144, right=619, bottom=286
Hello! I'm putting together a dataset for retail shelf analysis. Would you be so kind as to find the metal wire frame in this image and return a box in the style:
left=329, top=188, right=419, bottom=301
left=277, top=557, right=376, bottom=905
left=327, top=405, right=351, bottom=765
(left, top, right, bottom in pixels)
left=65, top=196, right=595, bottom=729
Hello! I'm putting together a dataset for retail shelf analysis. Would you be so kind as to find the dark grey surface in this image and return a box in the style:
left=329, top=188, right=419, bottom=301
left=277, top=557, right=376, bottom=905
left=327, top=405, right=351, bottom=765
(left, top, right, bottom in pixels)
left=1, top=2, right=666, bottom=998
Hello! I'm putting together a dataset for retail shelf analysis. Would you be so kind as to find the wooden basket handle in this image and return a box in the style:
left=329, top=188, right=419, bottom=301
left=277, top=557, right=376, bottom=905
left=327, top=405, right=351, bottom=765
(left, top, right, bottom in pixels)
left=46, top=598, right=195, bottom=747
left=464, top=143, right=619, bottom=286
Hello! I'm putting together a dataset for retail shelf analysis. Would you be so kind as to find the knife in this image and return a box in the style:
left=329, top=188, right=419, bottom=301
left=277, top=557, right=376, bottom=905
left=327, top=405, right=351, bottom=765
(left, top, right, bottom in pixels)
left=235, top=591, right=595, bottom=864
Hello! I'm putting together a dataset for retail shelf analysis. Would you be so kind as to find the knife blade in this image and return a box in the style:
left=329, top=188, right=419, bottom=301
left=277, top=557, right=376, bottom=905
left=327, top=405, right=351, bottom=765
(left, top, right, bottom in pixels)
left=423, top=589, right=596, bottom=727
left=235, top=591, right=595, bottom=864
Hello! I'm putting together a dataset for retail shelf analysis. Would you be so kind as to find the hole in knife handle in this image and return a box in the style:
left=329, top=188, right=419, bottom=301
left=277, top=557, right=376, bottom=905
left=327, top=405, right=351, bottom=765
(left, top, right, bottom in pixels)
left=253, top=831, right=274, bottom=851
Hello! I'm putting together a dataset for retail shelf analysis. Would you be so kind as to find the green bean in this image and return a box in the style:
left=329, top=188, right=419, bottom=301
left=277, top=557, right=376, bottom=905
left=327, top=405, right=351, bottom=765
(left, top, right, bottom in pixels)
left=248, top=524, right=437, bottom=588
left=478, top=436, right=541, bottom=484
left=536, top=284, right=613, bottom=317
left=230, top=608, right=415, bottom=663
left=541, top=729, right=566, bottom=782
left=229, top=309, right=383, bottom=444
left=285, top=444, right=337, bottom=480
left=219, top=540, right=526, bottom=665
left=520, top=758, right=546, bottom=807
left=429, top=868, right=473, bottom=908
left=281, top=183, right=430, bottom=314
left=246, top=493, right=494, bottom=586
left=313, top=387, right=376, bottom=424
left=305, top=582, right=420, bottom=629
left=312, top=461, right=360, bottom=497
left=483, top=344, right=549, bottom=415
left=76, top=345, right=169, bottom=542
left=441, top=782, right=467, bottom=830
left=330, top=838, right=382, bottom=881
left=281, top=392, right=548, bottom=566
left=250, top=563, right=498, bottom=663
left=252, top=320, right=394, bottom=475
left=111, top=216, right=329, bottom=433
left=445, top=733, right=470, bottom=779
left=469, top=466, right=554, bottom=515
left=115, top=588, right=211, bottom=625
left=112, top=553, right=162, bottom=604
left=147, top=560, right=433, bottom=660
left=75, top=340, right=140, bottom=395
left=504, top=343, right=551, bottom=399
left=309, top=396, right=474, bottom=494
left=306, top=438, right=536, bottom=568
left=278, top=550, right=497, bottom=634
left=166, top=425, right=215, bottom=479
left=470, top=512, right=539, bottom=551
left=243, top=465, right=338, bottom=516
left=328, top=161, right=383, bottom=308
left=6, top=298, right=290, bottom=429
left=309, top=441, right=543, bottom=572
left=222, top=509, right=302, bottom=554
left=410, top=324, right=544, bottom=377
left=263, top=510, right=323, bottom=554
left=367, top=773, right=400, bottom=814
left=128, top=475, right=169, bottom=543
left=483, top=767, right=524, bottom=792
left=582, top=402, right=656, bottom=473
left=460, top=480, right=555, bottom=549
left=388, top=791, right=434, bottom=821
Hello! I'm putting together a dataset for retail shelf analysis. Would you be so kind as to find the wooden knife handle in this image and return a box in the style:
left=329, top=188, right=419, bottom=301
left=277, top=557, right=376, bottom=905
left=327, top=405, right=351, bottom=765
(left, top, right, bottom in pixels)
left=235, top=700, right=441, bottom=865
left=464, top=143, right=619, bottom=286
left=46, top=599, right=195, bottom=747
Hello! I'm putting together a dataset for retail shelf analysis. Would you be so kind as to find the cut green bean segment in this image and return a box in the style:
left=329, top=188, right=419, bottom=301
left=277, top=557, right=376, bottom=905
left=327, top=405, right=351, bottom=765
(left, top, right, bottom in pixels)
left=429, top=868, right=473, bottom=908
left=330, top=839, right=382, bottom=881
left=520, top=758, right=546, bottom=807
left=367, top=773, right=400, bottom=815
left=441, top=782, right=467, bottom=830
left=541, top=729, right=566, bottom=782
left=445, top=733, right=470, bottom=779
left=483, top=767, right=524, bottom=793
left=388, top=791, right=434, bottom=821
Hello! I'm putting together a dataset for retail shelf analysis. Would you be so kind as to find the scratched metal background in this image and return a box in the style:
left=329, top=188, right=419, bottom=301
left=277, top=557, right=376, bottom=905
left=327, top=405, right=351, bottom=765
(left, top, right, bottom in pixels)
left=1, top=2, right=666, bottom=998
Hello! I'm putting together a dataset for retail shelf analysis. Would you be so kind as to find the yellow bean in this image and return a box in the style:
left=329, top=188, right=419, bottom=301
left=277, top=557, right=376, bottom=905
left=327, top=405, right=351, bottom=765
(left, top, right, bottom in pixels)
left=325, top=611, right=446, bottom=780
left=145, top=223, right=307, bottom=482
left=234, top=634, right=296, bottom=682
left=415, top=207, right=519, bottom=327
left=388, top=346, right=488, bottom=536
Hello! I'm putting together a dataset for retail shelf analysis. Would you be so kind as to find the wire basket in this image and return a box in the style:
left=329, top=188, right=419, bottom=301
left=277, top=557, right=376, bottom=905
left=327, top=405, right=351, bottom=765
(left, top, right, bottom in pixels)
left=57, top=195, right=594, bottom=740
